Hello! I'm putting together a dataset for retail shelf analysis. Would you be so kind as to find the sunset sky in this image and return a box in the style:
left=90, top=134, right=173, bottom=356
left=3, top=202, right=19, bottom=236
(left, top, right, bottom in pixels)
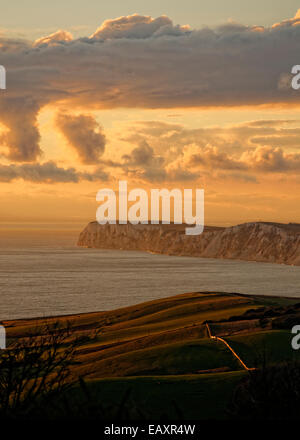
left=1, top=2, right=300, bottom=226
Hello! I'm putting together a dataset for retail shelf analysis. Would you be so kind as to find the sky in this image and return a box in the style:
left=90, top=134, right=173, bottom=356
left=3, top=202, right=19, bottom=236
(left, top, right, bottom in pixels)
left=1, top=3, right=300, bottom=226
left=2, top=0, right=300, bottom=38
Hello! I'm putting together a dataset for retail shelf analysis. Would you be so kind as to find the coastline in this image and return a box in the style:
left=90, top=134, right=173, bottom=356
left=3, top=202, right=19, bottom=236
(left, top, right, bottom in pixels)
left=78, top=221, right=300, bottom=266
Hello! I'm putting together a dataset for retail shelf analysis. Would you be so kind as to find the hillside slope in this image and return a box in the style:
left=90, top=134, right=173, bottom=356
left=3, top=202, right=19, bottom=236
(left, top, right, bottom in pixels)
left=4, top=291, right=300, bottom=419
left=5, top=291, right=299, bottom=379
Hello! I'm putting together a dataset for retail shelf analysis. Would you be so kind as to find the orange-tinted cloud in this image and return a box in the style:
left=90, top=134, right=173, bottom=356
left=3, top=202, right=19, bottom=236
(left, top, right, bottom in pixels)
left=56, top=113, right=106, bottom=164
left=272, top=9, right=300, bottom=28
left=118, top=119, right=300, bottom=183
left=34, top=30, right=73, bottom=47
left=90, top=14, right=189, bottom=39
left=0, top=12, right=300, bottom=165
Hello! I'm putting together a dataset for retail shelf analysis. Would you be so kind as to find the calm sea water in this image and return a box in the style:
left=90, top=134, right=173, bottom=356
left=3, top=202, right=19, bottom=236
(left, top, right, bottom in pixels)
left=1, top=226, right=300, bottom=320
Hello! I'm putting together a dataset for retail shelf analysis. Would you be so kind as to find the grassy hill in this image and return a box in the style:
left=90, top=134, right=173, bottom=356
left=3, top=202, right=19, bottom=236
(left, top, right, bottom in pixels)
left=2, top=291, right=300, bottom=419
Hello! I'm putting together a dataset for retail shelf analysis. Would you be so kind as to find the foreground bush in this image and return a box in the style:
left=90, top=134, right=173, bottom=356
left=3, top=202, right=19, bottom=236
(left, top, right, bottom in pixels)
left=229, top=360, right=300, bottom=420
left=0, top=322, right=77, bottom=419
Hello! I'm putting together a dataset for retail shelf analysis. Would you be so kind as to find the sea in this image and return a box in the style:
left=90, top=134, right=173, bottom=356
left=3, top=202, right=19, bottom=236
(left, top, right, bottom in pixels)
left=0, top=224, right=300, bottom=320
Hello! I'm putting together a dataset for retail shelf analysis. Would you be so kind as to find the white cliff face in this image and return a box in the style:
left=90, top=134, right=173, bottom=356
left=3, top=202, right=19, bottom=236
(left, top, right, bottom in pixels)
left=77, top=221, right=300, bottom=266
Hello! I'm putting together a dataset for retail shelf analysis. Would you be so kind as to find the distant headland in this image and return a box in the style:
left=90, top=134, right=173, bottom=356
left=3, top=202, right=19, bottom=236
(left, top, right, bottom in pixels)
left=78, top=221, right=300, bottom=266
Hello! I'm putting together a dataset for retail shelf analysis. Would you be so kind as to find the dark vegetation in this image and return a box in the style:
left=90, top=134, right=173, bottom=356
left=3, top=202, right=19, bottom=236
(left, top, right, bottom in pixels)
left=0, top=322, right=78, bottom=419
left=212, top=301, right=300, bottom=330
left=229, top=360, right=300, bottom=420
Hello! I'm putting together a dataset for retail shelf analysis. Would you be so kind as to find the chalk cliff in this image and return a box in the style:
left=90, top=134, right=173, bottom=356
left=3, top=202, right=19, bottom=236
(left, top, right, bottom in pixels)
left=77, top=221, right=300, bottom=265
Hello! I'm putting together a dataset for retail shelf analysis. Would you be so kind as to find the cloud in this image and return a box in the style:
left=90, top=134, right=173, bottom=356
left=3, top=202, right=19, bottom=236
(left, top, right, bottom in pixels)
left=0, top=161, right=79, bottom=183
left=34, top=30, right=73, bottom=47
left=242, top=146, right=300, bottom=172
left=187, top=146, right=247, bottom=171
left=186, top=144, right=300, bottom=175
left=0, top=161, right=109, bottom=183
left=165, top=163, right=197, bottom=181
left=56, top=113, right=106, bottom=164
left=0, top=97, right=42, bottom=161
left=250, top=135, right=300, bottom=148
left=122, top=140, right=160, bottom=166
left=120, top=139, right=195, bottom=182
left=90, top=14, right=189, bottom=39
left=272, top=9, right=300, bottom=28
left=1, top=12, right=300, bottom=161
left=120, top=119, right=300, bottom=181
left=122, top=140, right=167, bottom=181
left=81, top=166, right=109, bottom=182
left=247, top=120, right=298, bottom=127
left=122, top=119, right=300, bottom=157
left=217, top=172, right=258, bottom=183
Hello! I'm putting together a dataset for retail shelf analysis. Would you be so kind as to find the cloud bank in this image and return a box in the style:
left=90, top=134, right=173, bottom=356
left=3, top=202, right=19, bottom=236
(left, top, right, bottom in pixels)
left=118, top=119, right=300, bottom=183
left=0, top=161, right=109, bottom=183
left=1, top=11, right=300, bottom=184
